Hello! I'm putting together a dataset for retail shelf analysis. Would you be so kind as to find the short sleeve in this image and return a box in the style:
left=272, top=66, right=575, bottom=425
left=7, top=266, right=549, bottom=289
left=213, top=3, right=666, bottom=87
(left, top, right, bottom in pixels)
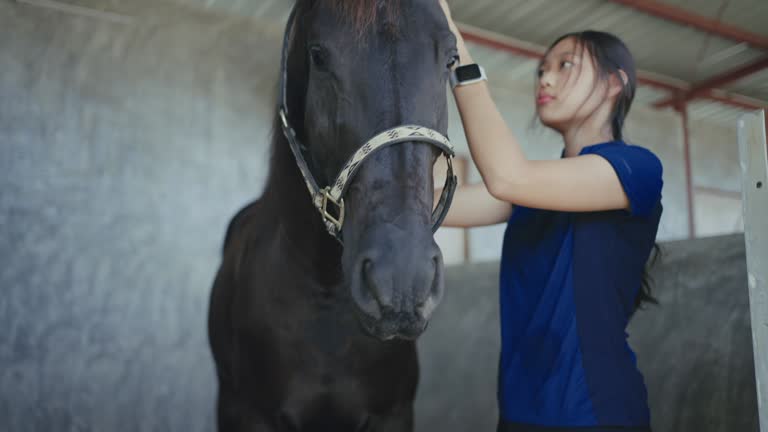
left=587, top=144, right=663, bottom=217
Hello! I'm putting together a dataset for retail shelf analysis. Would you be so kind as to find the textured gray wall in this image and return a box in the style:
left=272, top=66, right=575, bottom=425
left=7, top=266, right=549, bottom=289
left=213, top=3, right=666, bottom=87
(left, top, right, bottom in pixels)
left=414, top=261, right=501, bottom=432
left=415, top=234, right=759, bottom=432
left=0, top=2, right=278, bottom=431
left=630, top=235, right=758, bottom=432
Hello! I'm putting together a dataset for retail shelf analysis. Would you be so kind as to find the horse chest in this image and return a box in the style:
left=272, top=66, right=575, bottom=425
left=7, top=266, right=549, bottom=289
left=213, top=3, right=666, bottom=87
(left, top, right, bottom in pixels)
left=247, top=284, right=417, bottom=399
left=228, top=238, right=419, bottom=426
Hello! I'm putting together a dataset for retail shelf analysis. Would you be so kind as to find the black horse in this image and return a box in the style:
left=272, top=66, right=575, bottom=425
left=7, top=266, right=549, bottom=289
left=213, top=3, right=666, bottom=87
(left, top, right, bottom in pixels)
left=208, top=0, right=458, bottom=430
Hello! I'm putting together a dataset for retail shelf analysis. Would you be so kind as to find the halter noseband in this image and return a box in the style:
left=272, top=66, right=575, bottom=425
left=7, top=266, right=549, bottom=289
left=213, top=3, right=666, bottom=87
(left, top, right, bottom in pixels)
left=277, top=6, right=457, bottom=243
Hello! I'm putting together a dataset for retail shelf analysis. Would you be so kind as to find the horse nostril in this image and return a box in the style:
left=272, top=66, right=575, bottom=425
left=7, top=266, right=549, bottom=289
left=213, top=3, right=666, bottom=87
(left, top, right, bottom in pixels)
left=416, top=253, right=443, bottom=320
left=351, top=258, right=383, bottom=320
left=416, top=256, right=440, bottom=304
left=352, top=240, right=443, bottom=326
left=430, top=255, right=442, bottom=298
left=363, top=259, right=395, bottom=315
left=361, top=259, right=375, bottom=303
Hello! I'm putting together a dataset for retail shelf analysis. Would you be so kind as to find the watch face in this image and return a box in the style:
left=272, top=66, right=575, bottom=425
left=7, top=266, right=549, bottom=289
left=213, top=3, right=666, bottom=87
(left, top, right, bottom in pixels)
left=456, top=64, right=482, bottom=81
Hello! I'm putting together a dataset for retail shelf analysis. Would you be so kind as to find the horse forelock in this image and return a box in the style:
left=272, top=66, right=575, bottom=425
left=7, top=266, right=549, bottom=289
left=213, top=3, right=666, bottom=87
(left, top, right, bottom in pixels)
left=307, top=0, right=402, bottom=35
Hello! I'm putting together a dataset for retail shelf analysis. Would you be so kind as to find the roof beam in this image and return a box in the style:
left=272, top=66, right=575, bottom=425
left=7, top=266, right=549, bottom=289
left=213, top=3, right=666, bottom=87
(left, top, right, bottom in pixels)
left=699, top=90, right=768, bottom=111
left=653, top=56, right=768, bottom=108
left=460, top=27, right=544, bottom=61
left=607, top=0, right=768, bottom=51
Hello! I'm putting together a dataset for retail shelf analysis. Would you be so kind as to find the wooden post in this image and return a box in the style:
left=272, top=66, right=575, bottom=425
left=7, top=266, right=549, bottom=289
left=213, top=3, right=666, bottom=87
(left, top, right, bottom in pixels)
left=738, top=109, right=768, bottom=432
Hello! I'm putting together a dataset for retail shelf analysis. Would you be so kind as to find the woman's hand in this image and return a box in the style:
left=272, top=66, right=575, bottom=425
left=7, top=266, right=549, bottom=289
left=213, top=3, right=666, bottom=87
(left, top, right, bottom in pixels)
left=439, top=0, right=473, bottom=65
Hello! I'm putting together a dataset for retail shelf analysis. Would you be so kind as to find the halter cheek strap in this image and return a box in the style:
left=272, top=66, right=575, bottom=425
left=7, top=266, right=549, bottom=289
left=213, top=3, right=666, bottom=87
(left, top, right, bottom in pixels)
left=278, top=5, right=457, bottom=243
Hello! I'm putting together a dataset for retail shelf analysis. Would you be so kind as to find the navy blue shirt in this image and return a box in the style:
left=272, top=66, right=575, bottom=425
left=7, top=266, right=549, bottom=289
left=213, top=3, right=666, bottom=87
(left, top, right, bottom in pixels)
left=497, top=140, right=663, bottom=428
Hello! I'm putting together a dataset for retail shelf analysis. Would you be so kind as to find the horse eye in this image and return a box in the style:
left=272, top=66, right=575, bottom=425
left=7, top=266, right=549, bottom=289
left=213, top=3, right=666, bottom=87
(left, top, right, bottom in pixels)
left=309, top=46, right=328, bottom=70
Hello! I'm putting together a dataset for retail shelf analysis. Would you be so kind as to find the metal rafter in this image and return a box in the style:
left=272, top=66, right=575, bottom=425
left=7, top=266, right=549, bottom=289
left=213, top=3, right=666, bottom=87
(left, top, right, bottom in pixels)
left=608, top=0, right=768, bottom=51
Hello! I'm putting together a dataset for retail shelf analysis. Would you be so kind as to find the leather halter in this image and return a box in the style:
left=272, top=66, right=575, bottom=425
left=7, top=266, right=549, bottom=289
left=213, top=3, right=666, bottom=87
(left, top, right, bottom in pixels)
left=277, top=5, right=457, bottom=242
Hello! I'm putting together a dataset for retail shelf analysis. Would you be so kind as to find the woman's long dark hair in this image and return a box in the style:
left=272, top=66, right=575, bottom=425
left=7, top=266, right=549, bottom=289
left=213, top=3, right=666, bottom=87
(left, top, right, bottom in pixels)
left=543, top=30, right=660, bottom=311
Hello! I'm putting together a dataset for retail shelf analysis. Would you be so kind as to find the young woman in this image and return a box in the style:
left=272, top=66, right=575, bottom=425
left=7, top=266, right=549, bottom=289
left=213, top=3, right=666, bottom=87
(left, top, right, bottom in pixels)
left=438, top=2, right=663, bottom=431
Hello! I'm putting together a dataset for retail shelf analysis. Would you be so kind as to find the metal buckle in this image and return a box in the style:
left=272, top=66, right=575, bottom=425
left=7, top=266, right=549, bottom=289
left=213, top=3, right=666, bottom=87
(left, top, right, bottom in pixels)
left=321, top=187, right=345, bottom=231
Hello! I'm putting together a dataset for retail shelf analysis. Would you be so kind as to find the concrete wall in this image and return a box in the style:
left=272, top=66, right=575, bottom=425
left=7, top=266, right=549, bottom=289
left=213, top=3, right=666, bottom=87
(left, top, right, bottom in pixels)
left=689, top=119, right=744, bottom=237
left=1, top=2, right=279, bottom=430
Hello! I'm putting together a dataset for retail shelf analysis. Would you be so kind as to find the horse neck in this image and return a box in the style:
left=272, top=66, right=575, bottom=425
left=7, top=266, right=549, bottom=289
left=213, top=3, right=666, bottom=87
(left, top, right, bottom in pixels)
left=262, top=126, right=343, bottom=281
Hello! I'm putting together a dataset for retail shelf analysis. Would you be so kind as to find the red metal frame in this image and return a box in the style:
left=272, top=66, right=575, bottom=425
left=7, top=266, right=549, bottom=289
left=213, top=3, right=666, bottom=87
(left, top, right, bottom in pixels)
left=460, top=31, right=544, bottom=61
left=700, top=91, right=768, bottom=111
left=607, top=0, right=768, bottom=51
left=654, top=56, right=768, bottom=109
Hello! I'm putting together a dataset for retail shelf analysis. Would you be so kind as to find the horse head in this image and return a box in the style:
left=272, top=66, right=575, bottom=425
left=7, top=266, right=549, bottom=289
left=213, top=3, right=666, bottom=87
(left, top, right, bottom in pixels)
left=283, top=0, right=458, bottom=341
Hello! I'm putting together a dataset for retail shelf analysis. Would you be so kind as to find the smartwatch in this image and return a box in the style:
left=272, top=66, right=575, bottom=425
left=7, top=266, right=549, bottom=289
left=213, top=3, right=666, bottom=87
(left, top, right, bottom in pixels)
left=450, top=63, right=487, bottom=89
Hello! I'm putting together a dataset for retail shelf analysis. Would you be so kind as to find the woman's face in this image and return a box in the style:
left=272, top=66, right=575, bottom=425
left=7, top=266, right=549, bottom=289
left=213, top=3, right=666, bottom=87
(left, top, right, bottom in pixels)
left=536, top=37, right=611, bottom=133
